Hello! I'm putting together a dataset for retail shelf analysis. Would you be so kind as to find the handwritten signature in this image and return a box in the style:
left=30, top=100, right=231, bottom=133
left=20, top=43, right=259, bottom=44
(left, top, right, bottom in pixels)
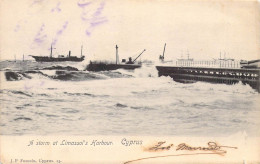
left=124, top=141, right=237, bottom=164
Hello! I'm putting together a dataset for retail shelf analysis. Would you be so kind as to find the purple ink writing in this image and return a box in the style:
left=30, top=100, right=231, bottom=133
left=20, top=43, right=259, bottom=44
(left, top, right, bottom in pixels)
left=51, top=2, right=61, bottom=13
left=30, top=0, right=45, bottom=7
left=52, top=21, right=69, bottom=46
left=78, top=1, right=108, bottom=36
left=78, top=0, right=92, bottom=8
left=33, top=24, right=47, bottom=46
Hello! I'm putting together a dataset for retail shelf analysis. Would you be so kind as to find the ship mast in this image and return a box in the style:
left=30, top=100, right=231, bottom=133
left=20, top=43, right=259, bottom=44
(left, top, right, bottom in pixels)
left=116, top=45, right=118, bottom=65
left=81, top=45, right=83, bottom=57
left=50, top=45, right=53, bottom=58
left=50, top=44, right=56, bottom=58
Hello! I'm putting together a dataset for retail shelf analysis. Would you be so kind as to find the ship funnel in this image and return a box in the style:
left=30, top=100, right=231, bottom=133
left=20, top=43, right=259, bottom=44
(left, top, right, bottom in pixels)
left=69, top=51, right=71, bottom=57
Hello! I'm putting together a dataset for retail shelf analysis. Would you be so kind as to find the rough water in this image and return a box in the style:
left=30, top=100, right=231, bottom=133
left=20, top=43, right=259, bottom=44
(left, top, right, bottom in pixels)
left=0, top=60, right=259, bottom=136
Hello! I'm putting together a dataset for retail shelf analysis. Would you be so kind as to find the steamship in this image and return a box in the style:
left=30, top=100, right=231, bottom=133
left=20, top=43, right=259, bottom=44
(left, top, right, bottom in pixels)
left=31, top=45, right=85, bottom=62
left=86, top=45, right=145, bottom=71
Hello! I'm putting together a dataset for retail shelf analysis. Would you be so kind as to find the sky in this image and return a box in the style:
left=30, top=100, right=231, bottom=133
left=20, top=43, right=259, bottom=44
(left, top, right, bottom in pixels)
left=0, top=0, right=259, bottom=62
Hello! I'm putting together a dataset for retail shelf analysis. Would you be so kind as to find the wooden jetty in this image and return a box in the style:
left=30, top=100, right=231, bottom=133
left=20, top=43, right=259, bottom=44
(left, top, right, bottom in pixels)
left=156, top=66, right=260, bottom=81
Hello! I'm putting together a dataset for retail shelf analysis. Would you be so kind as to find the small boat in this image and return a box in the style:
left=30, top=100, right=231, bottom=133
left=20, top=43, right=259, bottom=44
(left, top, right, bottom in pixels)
left=30, top=45, right=85, bottom=62
left=86, top=45, right=145, bottom=71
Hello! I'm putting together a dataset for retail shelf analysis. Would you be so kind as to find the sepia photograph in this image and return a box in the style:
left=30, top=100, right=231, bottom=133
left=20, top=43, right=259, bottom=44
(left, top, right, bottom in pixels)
left=0, top=0, right=259, bottom=163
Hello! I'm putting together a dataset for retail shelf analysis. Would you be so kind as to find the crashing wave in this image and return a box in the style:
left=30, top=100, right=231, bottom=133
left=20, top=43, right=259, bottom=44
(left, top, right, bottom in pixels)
left=51, top=71, right=106, bottom=81
left=4, top=71, right=32, bottom=81
left=41, top=65, right=79, bottom=71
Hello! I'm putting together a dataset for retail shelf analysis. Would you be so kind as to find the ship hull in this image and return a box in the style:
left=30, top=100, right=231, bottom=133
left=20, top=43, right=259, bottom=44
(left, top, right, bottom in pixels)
left=86, top=63, right=141, bottom=71
left=31, top=56, right=85, bottom=62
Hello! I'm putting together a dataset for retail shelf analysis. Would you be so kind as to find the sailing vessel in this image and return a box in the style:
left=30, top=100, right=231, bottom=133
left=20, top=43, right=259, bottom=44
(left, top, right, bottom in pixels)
left=31, top=45, right=85, bottom=62
left=213, top=52, right=234, bottom=62
left=177, top=50, right=194, bottom=62
left=86, top=45, right=145, bottom=71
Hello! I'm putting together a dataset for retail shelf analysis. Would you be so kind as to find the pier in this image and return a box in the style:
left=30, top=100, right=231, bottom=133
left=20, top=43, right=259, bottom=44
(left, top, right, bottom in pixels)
left=156, top=66, right=260, bottom=91
left=156, top=66, right=259, bottom=80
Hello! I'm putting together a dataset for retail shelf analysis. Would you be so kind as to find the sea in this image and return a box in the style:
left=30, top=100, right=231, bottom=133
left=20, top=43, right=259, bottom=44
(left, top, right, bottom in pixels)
left=0, top=60, right=259, bottom=136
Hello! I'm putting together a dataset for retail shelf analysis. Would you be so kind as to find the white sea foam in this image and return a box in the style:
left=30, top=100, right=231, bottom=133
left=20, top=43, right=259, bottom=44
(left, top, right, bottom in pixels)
left=0, top=61, right=259, bottom=136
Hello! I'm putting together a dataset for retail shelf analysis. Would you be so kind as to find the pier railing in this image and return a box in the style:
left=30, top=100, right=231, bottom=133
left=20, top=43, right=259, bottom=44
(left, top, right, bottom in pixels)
left=175, top=60, right=241, bottom=68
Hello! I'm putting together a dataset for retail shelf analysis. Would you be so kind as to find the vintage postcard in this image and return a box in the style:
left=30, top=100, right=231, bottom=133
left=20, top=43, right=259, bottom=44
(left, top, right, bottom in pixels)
left=0, top=0, right=259, bottom=163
